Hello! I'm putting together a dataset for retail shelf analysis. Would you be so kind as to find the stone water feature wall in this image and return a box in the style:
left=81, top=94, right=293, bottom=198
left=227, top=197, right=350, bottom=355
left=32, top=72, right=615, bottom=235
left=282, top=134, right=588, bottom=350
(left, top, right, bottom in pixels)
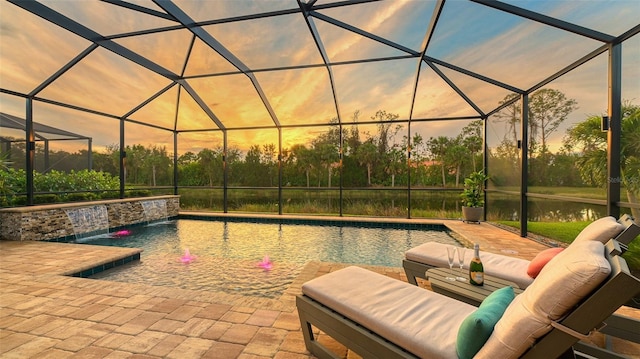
left=0, top=196, right=180, bottom=241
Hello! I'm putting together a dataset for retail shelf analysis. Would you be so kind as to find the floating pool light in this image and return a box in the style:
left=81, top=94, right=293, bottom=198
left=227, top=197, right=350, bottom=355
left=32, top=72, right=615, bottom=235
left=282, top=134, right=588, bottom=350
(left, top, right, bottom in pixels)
left=180, top=248, right=197, bottom=264
left=111, top=230, right=132, bottom=238
left=257, top=255, right=273, bottom=271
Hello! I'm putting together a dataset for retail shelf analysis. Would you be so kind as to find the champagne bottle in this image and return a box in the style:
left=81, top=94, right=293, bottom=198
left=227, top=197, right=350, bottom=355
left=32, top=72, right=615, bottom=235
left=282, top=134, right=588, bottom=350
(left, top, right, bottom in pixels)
left=469, top=243, right=484, bottom=286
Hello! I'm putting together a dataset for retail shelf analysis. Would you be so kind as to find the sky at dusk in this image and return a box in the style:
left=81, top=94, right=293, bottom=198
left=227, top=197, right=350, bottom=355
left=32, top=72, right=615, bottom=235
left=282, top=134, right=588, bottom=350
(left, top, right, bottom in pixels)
left=1, top=0, right=638, bottom=156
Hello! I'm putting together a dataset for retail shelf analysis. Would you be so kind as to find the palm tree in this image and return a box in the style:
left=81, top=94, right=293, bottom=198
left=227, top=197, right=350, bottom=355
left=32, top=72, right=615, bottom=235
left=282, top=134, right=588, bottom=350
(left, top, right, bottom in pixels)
left=291, top=144, right=313, bottom=187
left=445, top=139, right=469, bottom=187
left=198, top=148, right=217, bottom=187
left=384, top=147, right=405, bottom=187
left=461, top=120, right=483, bottom=172
left=355, top=141, right=378, bottom=186
left=427, top=136, right=451, bottom=187
left=565, top=102, right=640, bottom=218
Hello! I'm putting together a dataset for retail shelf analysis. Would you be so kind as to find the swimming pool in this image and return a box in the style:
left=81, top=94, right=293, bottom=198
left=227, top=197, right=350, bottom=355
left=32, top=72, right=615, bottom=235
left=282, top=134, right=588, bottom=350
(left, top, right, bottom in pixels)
left=87, top=219, right=460, bottom=298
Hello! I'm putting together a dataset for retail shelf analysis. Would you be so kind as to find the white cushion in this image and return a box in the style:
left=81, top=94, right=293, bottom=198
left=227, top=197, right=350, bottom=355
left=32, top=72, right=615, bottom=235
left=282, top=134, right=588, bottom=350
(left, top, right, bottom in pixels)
left=475, top=241, right=611, bottom=359
left=573, top=216, right=625, bottom=244
left=405, top=242, right=533, bottom=289
left=302, top=266, right=475, bottom=359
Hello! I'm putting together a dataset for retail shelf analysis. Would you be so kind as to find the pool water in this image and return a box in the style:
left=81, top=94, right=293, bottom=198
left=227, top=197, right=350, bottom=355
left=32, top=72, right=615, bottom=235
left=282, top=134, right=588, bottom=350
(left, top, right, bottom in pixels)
left=87, top=219, right=459, bottom=298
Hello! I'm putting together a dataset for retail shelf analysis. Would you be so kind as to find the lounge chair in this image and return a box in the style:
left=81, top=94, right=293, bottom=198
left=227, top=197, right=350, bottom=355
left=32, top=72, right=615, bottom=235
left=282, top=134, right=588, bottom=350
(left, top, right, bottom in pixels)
left=403, top=215, right=640, bottom=289
left=297, top=238, right=639, bottom=359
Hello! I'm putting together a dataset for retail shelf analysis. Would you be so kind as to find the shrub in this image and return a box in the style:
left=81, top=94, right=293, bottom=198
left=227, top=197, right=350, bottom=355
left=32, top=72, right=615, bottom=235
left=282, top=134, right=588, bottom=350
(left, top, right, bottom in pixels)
left=64, top=192, right=97, bottom=202
left=34, top=194, right=60, bottom=204
left=125, top=189, right=152, bottom=197
left=0, top=168, right=121, bottom=206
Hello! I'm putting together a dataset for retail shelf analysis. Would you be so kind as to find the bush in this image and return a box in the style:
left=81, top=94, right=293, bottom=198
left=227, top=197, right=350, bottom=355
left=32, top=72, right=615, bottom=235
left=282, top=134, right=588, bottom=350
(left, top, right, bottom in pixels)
left=0, top=168, right=121, bottom=206
left=64, top=192, right=97, bottom=202
left=34, top=194, right=60, bottom=204
left=125, top=189, right=152, bottom=197
left=34, top=169, right=119, bottom=193
left=99, top=190, right=121, bottom=199
left=11, top=196, right=27, bottom=206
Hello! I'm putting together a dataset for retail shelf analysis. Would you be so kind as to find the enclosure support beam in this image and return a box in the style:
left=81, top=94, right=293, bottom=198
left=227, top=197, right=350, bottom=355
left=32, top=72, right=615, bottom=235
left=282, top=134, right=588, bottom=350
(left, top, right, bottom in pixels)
left=155, top=0, right=281, bottom=129
left=299, top=0, right=344, bottom=216
left=339, top=122, right=344, bottom=218
left=407, top=123, right=412, bottom=219
left=223, top=131, right=228, bottom=213
left=119, top=119, right=126, bottom=199
left=482, top=115, right=488, bottom=222
left=607, top=43, right=622, bottom=218
left=173, top=132, right=178, bottom=196
left=25, top=98, right=34, bottom=206
left=88, top=139, right=93, bottom=171
left=278, top=129, right=283, bottom=215
left=405, top=0, right=445, bottom=219
left=520, top=94, right=529, bottom=238
left=472, top=0, right=615, bottom=43
left=44, top=140, right=50, bottom=173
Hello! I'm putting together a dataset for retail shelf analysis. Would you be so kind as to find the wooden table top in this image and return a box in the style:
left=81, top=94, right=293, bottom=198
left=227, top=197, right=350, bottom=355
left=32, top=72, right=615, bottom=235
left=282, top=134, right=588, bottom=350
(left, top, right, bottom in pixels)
left=426, top=267, right=523, bottom=306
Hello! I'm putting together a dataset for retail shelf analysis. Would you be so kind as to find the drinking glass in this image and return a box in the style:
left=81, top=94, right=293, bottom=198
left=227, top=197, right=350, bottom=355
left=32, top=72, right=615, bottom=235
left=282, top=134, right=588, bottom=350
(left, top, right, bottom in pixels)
left=456, top=248, right=467, bottom=282
left=446, top=246, right=456, bottom=281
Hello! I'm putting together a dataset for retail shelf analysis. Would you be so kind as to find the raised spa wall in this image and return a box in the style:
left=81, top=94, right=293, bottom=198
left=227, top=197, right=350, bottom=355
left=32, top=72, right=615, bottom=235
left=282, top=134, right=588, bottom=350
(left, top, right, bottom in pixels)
left=0, top=196, right=180, bottom=241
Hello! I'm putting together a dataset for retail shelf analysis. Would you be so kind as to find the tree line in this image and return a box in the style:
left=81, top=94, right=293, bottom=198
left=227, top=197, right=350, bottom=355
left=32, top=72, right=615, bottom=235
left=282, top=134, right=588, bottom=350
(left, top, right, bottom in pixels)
left=2, top=90, right=638, bottom=216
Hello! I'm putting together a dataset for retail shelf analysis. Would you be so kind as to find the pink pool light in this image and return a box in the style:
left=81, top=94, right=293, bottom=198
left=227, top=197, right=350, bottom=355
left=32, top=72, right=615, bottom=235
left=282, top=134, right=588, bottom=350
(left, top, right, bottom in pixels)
left=180, top=248, right=197, bottom=264
left=111, top=230, right=132, bottom=238
left=257, top=255, right=273, bottom=271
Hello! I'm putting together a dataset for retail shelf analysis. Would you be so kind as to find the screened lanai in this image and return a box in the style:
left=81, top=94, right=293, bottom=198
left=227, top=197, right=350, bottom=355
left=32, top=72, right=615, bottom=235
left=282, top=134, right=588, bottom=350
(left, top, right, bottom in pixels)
left=1, top=0, right=639, bottom=236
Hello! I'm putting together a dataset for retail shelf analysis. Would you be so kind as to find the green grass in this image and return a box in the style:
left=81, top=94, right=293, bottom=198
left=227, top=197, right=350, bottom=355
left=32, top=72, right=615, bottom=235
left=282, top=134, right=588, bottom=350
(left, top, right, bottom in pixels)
left=495, top=221, right=589, bottom=244
left=491, top=186, right=607, bottom=200
left=496, top=220, right=640, bottom=271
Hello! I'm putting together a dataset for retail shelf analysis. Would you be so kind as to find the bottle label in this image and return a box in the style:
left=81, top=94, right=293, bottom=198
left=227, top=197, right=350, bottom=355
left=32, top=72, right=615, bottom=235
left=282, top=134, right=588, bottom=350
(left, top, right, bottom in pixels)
left=470, top=272, right=484, bottom=285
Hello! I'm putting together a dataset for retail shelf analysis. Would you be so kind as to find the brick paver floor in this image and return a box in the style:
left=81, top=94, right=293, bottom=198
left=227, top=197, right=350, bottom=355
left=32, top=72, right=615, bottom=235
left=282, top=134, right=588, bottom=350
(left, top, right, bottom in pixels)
left=1, top=215, right=638, bottom=358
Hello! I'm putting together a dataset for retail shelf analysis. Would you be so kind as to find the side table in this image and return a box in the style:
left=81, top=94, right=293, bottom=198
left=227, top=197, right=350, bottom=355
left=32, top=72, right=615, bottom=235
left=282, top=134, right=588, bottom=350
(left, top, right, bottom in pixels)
left=426, top=267, right=523, bottom=307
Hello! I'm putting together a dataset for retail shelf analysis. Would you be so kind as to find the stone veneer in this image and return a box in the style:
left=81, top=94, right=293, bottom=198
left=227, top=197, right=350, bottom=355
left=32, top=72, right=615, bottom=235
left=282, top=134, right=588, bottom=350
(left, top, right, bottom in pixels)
left=0, top=196, right=179, bottom=241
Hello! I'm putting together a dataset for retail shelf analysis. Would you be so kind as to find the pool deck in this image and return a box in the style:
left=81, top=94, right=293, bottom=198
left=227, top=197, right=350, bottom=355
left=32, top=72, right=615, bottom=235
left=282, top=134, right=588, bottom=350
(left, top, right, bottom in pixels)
left=1, top=214, right=638, bottom=358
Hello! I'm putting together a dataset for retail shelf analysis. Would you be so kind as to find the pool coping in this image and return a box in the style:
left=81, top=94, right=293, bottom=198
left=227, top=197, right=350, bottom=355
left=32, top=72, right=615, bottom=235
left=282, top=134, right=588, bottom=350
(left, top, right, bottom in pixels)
left=66, top=251, right=142, bottom=278
left=178, top=211, right=450, bottom=230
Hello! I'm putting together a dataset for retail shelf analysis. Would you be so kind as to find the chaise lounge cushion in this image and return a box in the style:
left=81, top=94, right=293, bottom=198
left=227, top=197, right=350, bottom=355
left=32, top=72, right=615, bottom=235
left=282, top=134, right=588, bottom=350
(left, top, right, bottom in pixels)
left=456, top=286, right=515, bottom=359
left=405, top=242, right=533, bottom=289
left=475, top=240, right=611, bottom=359
left=573, top=216, right=625, bottom=244
left=302, top=266, right=475, bottom=359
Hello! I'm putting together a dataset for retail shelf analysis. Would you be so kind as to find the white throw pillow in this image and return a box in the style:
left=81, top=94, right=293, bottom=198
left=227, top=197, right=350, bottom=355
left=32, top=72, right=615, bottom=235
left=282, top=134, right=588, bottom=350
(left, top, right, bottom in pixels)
left=573, top=216, right=625, bottom=244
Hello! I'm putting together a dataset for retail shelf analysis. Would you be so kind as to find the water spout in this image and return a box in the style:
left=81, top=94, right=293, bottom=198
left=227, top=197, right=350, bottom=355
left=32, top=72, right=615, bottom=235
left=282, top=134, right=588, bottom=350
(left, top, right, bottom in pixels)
left=141, top=199, right=168, bottom=224
left=64, top=205, right=109, bottom=241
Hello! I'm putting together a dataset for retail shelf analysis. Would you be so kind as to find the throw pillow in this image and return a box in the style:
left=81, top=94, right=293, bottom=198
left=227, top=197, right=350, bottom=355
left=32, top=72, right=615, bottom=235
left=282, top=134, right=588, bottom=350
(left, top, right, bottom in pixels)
left=456, top=286, right=515, bottom=359
left=526, top=247, right=564, bottom=278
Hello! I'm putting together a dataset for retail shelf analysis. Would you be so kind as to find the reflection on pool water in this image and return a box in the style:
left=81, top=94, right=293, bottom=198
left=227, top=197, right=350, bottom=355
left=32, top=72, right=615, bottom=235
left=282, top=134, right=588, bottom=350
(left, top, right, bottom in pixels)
left=87, top=219, right=459, bottom=298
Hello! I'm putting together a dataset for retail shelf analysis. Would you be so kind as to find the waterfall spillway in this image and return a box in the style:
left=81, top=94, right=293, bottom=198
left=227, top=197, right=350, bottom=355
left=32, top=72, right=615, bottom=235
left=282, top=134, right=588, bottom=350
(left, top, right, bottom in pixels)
left=141, top=199, right=168, bottom=224
left=64, top=205, right=109, bottom=241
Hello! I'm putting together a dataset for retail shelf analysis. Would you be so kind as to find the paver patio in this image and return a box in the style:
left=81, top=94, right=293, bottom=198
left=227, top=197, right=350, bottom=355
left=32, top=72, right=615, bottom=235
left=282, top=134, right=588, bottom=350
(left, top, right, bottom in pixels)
left=1, top=216, right=638, bottom=358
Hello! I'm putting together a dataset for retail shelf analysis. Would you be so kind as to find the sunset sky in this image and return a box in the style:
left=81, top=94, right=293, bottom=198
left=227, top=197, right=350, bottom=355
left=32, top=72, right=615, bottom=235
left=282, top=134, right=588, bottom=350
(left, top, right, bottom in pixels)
left=1, top=0, right=638, bottom=156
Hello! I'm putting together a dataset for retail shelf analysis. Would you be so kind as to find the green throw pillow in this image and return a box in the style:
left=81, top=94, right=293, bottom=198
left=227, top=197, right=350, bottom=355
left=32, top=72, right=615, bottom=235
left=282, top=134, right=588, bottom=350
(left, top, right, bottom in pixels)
left=456, top=286, right=515, bottom=359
